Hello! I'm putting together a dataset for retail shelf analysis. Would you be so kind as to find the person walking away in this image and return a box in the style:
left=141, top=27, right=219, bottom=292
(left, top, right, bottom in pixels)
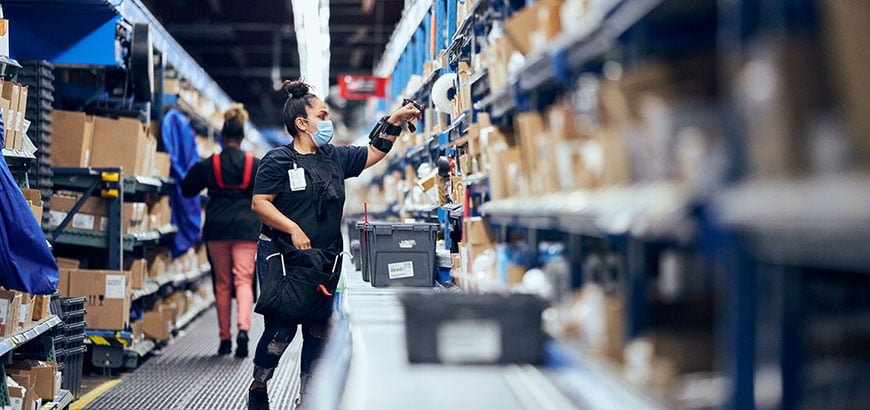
left=246, top=80, right=420, bottom=409
left=181, top=104, right=261, bottom=358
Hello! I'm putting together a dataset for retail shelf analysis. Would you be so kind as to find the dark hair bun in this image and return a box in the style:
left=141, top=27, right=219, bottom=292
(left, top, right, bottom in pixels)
left=282, top=80, right=312, bottom=99
left=224, top=103, right=249, bottom=124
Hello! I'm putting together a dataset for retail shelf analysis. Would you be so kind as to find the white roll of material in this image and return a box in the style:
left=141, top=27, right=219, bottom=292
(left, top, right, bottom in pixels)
left=431, top=73, right=458, bottom=113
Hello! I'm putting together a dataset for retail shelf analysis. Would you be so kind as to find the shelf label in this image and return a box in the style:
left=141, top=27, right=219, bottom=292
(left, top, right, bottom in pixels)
left=388, top=261, right=415, bottom=279
left=437, top=319, right=502, bottom=363
left=18, top=304, right=29, bottom=323
left=0, top=299, right=9, bottom=325
left=105, top=275, right=126, bottom=299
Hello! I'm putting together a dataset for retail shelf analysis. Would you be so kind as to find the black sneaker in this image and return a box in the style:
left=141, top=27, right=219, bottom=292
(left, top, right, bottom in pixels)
left=235, top=331, right=249, bottom=358
left=217, top=340, right=232, bottom=355
left=247, top=387, right=269, bottom=410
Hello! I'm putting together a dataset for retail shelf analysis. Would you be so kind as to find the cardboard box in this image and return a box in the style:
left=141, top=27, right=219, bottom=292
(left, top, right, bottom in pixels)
left=18, top=292, right=33, bottom=330
left=126, top=259, right=148, bottom=289
left=1, top=80, right=21, bottom=148
left=148, top=196, right=172, bottom=229
left=51, top=111, right=95, bottom=168
left=143, top=307, right=172, bottom=341
left=31, top=295, right=51, bottom=321
left=163, top=78, right=181, bottom=95
left=91, top=116, right=149, bottom=176
left=17, top=85, right=28, bottom=145
left=7, top=373, right=36, bottom=410
left=7, top=362, right=57, bottom=401
left=504, top=0, right=563, bottom=55
left=48, top=193, right=145, bottom=234
left=1, top=94, right=12, bottom=149
left=7, top=381, right=27, bottom=410
left=67, top=270, right=131, bottom=330
left=151, top=152, right=171, bottom=179
left=54, top=257, right=79, bottom=297
left=0, top=289, right=22, bottom=336
left=160, top=300, right=179, bottom=325
left=131, top=320, right=144, bottom=344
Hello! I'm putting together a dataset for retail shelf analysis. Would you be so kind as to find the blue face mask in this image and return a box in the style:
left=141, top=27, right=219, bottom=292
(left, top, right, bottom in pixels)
left=308, top=119, right=334, bottom=147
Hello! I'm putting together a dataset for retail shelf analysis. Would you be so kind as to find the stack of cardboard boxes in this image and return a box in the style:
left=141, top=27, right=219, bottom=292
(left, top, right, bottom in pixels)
left=46, top=192, right=148, bottom=235
left=6, top=360, right=61, bottom=410
left=1, top=79, right=30, bottom=151
left=0, top=288, right=52, bottom=337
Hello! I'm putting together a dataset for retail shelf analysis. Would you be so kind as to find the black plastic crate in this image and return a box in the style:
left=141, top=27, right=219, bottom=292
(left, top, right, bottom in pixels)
left=49, top=291, right=62, bottom=317
left=61, top=309, right=86, bottom=324
left=62, top=321, right=86, bottom=337
left=399, top=293, right=547, bottom=364
left=60, top=297, right=86, bottom=312
left=65, top=332, right=86, bottom=347
left=345, top=219, right=363, bottom=272
left=53, top=334, right=66, bottom=351
left=357, top=222, right=439, bottom=287
left=62, top=345, right=86, bottom=399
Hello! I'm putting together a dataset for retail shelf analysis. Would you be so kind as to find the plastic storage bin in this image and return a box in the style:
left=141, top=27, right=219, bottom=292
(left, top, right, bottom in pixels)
left=345, top=219, right=363, bottom=272
left=62, top=345, right=86, bottom=398
left=356, top=222, right=439, bottom=287
left=399, top=293, right=548, bottom=364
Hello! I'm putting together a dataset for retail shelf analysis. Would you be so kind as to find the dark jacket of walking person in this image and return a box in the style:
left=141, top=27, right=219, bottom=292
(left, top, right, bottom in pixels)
left=181, top=104, right=261, bottom=358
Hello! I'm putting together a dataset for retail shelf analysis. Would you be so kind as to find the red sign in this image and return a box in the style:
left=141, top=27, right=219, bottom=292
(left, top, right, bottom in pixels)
left=338, top=74, right=387, bottom=100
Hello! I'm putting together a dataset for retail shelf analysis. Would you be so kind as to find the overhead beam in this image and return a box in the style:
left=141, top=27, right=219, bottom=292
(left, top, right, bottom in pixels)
left=210, top=66, right=301, bottom=77
left=168, top=23, right=392, bottom=33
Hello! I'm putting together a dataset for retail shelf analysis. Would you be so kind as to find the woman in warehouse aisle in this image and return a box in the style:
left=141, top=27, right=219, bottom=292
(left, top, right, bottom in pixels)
left=180, top=104, right=260, bottom=358
left=247, top=80, right=420, bottom=409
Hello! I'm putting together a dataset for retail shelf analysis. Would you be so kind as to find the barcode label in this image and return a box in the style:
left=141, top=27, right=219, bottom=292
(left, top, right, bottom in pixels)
left=388, top=261, right=415, bottom=279
left=437, top=320, right=502, bottom=363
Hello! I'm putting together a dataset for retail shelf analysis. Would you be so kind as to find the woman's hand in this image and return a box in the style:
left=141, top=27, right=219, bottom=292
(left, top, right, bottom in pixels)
left=290, top=226, right=312, bottom=250
left=387, top=102, right=423, bottom=126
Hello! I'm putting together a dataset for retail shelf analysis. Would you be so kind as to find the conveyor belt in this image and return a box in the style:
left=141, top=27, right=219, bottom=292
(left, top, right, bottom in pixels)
left=85, top=308, right=303, bottom=409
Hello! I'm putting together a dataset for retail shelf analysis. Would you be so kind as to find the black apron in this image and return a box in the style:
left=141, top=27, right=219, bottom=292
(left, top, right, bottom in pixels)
left=255, top=145, right=346, bottom=323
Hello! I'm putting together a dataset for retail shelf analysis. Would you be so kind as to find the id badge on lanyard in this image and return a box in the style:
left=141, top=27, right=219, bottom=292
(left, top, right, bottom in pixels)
left=288, top=162, right=306, bottom=191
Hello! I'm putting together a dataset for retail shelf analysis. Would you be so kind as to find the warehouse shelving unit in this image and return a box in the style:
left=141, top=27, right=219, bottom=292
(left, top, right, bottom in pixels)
left=0, top=315, right=64, bottom=408
left=345, top=0, right=869, bottom=409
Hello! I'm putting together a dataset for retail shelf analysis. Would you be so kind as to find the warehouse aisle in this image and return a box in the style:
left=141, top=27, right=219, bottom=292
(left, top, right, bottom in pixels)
left=82, top=308, right=302, bottom=410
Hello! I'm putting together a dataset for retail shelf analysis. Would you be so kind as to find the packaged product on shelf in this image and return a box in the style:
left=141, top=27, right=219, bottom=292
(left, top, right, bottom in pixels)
left=6, top=361, right=58, bottom=401
left=91, top=116, right=150, bottom=177
left=20, top=188, right=43, bottom=222
left=597, top=80, right=635, bottom=186
left=822, top=0, right=870, bottom=167
left=148, top=250, right=171, bottom=278
left=31, top=294, right=51, bottom=321
left=67, top=269, right=132, bottom=330
left=48, top=193, right=146, bottom=235
left=54, top=257, right=80, bottom=296
left=16, top=85, right=28, bottom=148
left=149, top=196, right=172, bottom=229
left=131, top=319, right=144, bottom=344
left=151, top=152, right=172, bottom=179
left=1, top=79, right=21, bottom=148
left=51, top=110, right=95, bottom=168
left=516, top=112, right=560, bottom=194
left=163, top=78, right=181, bottom=95
left=125, top=258, right=148, bottom=289
left=0, top=289, right=22, bottom=336
left=7, top=373, right=36, bottom=410
left=160, top=299, right=179, bottom=326
left=504, top=0, right=564, bottom=56
left=17, top=292, right=33, bottom=329
left=143, top=306, right=172, bottom=341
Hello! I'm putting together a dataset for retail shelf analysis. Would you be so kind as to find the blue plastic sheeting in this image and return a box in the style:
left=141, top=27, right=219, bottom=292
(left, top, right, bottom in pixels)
left=0, top=116, right=59, bottom=294
left=161, top=110, right=202, bottom=258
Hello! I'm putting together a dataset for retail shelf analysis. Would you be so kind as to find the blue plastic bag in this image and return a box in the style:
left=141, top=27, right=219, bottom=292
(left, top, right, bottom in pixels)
left=161, top=109, right=202, bottom=258
left=0, top=116, right=59, bottom=294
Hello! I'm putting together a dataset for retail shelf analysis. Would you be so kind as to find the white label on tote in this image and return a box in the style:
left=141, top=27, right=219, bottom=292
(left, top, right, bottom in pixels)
left=105, top=275, right=126, bottom=299
left=437, top=320, right=502, bottom=363
left=388, top=261, right=415, bottom=279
